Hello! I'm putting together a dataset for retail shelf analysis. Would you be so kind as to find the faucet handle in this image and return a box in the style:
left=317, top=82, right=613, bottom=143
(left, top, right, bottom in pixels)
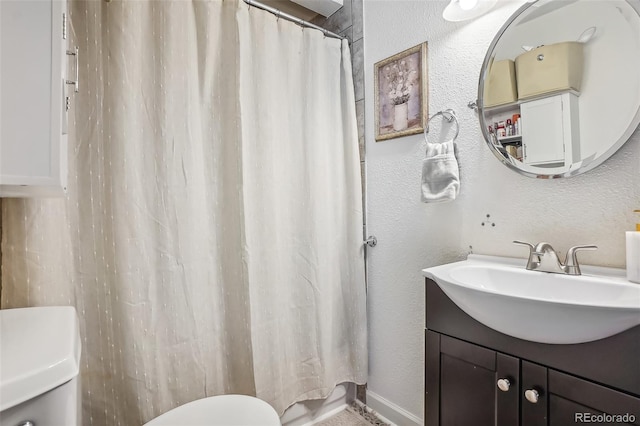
left=566, top=244, right=598, bottom=260
left=513, top=240, right=539, bottom=269
left=564, top=244, right=598, bottom=275
left=513, top=240, right=535, bottom=252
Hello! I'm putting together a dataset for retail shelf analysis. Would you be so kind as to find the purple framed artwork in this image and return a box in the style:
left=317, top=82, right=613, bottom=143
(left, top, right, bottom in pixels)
left=374, top=42, right=428, bottom=141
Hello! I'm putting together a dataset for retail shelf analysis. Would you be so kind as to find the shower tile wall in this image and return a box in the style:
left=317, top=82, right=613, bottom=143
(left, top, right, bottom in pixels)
left=312, top=0, right=367, bottom=404
left=0, top=199, right=2, bottom=294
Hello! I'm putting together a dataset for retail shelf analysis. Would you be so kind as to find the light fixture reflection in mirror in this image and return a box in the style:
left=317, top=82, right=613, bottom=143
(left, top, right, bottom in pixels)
left=443, top=0, right=497, bottom=22
left=477, top=0, right=640, bottom=178
left=460, top=0, right=479, bottom=11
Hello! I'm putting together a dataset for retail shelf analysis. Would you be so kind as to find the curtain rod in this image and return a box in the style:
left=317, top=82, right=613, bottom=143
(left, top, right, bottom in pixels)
left=242, top=0, right=346, bottom=40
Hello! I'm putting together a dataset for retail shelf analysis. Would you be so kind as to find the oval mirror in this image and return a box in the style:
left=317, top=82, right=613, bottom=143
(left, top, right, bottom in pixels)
left=478, top=0, right=640, bottom=178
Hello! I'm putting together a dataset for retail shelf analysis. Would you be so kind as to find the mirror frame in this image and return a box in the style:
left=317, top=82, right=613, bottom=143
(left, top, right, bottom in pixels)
left=477, top=0, right=640, bottom=179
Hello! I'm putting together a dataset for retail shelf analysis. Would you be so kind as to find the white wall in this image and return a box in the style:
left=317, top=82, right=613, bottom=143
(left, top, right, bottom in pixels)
left=363, top=0, right=640, bottom=423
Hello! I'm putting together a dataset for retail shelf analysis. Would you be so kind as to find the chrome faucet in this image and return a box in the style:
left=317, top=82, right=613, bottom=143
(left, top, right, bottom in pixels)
left=513, top=241, right=598, bottom=275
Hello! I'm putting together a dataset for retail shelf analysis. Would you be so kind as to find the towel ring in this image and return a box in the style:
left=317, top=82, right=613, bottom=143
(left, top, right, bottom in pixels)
left=424, top=109, right=460, bottom=142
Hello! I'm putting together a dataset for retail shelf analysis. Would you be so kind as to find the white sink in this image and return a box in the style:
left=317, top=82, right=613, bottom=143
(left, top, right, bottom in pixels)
left=422, top=255, right=640, bottom=344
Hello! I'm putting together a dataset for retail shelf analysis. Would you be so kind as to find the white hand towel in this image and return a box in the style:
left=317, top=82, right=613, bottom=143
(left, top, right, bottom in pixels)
left=421, top=139, right=460, bottom=203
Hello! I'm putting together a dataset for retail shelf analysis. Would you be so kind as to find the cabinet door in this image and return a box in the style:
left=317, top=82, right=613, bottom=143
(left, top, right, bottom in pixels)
left=548, top=370, right=640, bottom=426
left=522, top=361, right=548, bottom=426
left=520, top=95, right=565, bottom=166
left=0, top=0, right=68, bottom=196
left=497, top=353, right=520, bottom=425
left=426, top=332, right=519, bottom=426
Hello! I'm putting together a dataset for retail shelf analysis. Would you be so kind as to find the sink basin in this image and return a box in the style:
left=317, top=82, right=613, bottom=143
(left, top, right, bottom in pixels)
left=422, top=254, right=640, bottom=344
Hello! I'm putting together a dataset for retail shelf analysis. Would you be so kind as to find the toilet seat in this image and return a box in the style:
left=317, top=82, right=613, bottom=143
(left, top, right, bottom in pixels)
left=144, top=394, right=281, bottom=426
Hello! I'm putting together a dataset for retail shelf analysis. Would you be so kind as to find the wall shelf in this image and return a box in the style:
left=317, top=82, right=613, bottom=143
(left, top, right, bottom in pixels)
left=497, top=135, right=522, bottom=144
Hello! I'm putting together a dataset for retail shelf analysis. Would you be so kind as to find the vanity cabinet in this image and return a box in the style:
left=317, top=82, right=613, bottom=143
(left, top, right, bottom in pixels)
left=425, top=278, right=640, bottom=426
left=0, top=0, right=72, bottom=197
left=519, top=92, right=580, bottom=167
left=426, top=332, right=519, bottom=425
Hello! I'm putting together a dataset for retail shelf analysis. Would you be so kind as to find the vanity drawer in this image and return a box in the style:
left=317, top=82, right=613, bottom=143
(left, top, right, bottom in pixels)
left=548, top=370, right=640, bottom=426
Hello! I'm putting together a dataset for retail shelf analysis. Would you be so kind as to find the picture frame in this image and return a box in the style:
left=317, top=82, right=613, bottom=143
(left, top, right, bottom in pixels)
left=374, top=42, right=428, bottom=141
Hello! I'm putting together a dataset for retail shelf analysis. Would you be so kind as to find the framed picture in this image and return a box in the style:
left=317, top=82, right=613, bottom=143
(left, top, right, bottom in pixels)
left=374, top=42, right=428, bottom=141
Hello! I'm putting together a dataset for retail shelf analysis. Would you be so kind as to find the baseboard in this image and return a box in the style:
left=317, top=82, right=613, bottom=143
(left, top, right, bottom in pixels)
left=281, top=383, right=354, bottom=426
left=365, top=391, right=423, bottom=426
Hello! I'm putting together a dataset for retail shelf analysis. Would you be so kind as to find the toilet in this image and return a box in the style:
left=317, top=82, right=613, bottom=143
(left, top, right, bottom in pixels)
left=0, top=306, right=280, bottom=426
left=0, top=306, right=82, bottom=426
left=144, top=394, right=282, bottom=426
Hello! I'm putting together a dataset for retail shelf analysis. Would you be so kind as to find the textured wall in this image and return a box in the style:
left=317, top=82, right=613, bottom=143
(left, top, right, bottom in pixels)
left=364, top=0, right=640, bottom=420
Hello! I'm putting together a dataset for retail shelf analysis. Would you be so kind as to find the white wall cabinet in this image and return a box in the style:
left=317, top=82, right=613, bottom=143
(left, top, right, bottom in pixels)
left=520, top=92, right=580, bottom=167
left=0, top=0, right=73, bottom=197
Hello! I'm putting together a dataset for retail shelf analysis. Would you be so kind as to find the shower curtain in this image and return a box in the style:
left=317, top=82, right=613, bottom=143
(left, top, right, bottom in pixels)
left=0, top=0, right=366, bottom=424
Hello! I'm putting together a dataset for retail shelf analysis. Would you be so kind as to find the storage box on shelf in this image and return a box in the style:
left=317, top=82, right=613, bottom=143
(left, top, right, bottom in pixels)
left=515, top=41, right=584, bottom=101
left=484, top=59, right=518, bottom=108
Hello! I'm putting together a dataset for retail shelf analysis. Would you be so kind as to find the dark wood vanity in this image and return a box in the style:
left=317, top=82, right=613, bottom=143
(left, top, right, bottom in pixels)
left=425, top=278, right=640, bottom=426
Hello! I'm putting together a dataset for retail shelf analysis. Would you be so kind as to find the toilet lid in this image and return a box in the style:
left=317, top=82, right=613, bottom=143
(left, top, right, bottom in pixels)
left=144, top=394, right=281, bottom=426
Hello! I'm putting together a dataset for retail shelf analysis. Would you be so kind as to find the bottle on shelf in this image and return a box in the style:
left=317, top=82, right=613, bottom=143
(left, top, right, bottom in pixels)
left=488, top=125, right=499, bottom=145
left=512, top=113, right=521, bottom=136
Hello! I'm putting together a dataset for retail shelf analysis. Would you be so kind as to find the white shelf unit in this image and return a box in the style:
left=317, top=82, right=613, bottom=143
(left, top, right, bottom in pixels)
left=497, top=135, right=522, bottom=145
left=0, top=0, right=71, bottom=197
left=484, top=91, right=580, bottom=167
left=520, top=92, right=580, bottom=167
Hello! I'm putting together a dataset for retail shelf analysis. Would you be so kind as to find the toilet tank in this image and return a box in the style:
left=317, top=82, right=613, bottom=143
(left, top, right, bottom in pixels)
left=0, top=307, right=82, bottom=426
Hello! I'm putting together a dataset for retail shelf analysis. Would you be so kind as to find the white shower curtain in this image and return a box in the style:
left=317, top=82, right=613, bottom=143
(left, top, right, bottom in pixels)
left=0, top=0, right=367, bottom=424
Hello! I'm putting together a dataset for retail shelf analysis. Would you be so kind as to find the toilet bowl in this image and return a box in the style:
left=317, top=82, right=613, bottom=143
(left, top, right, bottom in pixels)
left=144, top=394, right=282, bottom=426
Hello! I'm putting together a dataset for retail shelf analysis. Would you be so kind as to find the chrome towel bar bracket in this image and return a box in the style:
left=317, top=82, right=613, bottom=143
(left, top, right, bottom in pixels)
left=424, top=109, right=460, bottom=142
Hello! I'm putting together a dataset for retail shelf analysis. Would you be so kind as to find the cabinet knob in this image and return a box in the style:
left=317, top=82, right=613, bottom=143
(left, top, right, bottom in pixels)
left=497, top=378, right=511, bottom=392
left=525, top=389, right=539, bottom=403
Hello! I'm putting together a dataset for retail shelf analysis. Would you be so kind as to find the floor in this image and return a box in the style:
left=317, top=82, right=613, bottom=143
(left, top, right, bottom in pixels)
left=316, top=404, right=390, bottom=426
left=316, top=409, right=371, bottom=426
